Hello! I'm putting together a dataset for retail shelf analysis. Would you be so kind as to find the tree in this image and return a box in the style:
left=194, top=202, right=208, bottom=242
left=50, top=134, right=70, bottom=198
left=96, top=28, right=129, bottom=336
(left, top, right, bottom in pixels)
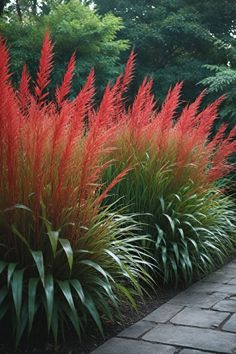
left=93, top=0, right=236, bottom=102
left=0, top=0, right=128, bottom=97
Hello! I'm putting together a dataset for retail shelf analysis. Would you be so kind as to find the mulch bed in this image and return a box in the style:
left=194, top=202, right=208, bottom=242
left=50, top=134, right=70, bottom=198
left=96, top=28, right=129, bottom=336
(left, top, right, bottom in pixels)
left=0, top=285, right=180, bottom=354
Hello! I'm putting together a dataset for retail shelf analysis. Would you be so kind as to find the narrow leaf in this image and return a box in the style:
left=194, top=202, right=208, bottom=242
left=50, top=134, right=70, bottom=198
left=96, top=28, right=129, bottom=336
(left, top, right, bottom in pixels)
left=57, top=280, right=75, bottom=312
left=79, top=259, right=108, bottom=280
left=11, top=269, right=24, bottom=320
left=44, top=274, right=54, bottom=331
left=70, top=279, right=85, bottom=304
left=47, top=230, right=59, bottom=257
left=83, top=292, right=103, bottom=333
left=28, top=278, right=39, bottom=334
left=59, top=239, right=73, bottom=271
left=7, top=263, right=17, bottom=287
left=31, top=251, right=44, bottom=285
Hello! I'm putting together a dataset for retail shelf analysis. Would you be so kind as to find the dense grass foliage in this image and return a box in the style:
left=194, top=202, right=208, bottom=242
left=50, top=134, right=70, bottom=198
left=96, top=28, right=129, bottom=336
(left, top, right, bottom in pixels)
left=106, top=166, right=236, bottom=283
left=0, top=34, right=153, bottom=346
left=102, top=58, right=236, bottom=284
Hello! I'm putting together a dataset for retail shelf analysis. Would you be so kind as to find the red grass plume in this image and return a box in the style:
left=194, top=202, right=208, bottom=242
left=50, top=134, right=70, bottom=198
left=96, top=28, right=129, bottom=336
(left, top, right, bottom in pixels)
left=105, top=78, right=236, bottom=188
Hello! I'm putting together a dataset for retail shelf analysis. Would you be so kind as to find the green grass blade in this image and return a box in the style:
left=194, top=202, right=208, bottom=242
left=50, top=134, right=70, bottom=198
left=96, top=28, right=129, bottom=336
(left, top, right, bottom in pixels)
left=28, top=277, right=39, bottom=335
left=59, top=239, right=73, bottom=271
left=31, top=250, right=45, bottom=286
left=44, top=274, right=54, bottom=331
left=11, top=269, right=24, bottom=320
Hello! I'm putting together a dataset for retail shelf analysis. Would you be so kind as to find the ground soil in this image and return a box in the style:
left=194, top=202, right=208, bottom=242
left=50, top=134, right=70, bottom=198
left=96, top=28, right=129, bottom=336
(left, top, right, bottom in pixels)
left=0, top=285, right=180, bottom=354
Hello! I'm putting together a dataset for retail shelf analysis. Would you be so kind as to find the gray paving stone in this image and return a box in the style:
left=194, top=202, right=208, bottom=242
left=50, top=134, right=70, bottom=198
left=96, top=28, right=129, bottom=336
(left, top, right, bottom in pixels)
left=171, top=307, right=229, bottom=328
left=142, top=324, right=236, bottom=353
left=118, top=320, right=154, bottom=338
left=90, top=337, right=176, bottom=354
left=228, top=278, right=236, bottom=285
left=223, top=314, right=236, bottom=333
left=213, top=298, right=236, bottom=312
left=180, top=350, right=213, bottom=354
left=202, top=272, right=234, bottom=284
left=142, top=303, right=183, bottom=323
left=216, top=267, right=236, bottom=276
left=189, top=282, right=236, bottom=294
left=226, top=262, right=236, bottom=268
left=168, top=290, right=226, bottom=309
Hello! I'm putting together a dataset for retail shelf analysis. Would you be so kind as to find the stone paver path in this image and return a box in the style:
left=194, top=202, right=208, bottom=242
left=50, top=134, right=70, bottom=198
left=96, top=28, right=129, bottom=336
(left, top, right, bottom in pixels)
left=91, top=259, right=236, bottom=354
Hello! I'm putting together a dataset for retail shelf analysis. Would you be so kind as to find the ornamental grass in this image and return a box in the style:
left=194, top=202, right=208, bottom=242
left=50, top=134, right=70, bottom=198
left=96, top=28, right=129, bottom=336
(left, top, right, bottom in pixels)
left=102, top=54, right=236, bottom=284
left=0, top=34, right=153, bottom=346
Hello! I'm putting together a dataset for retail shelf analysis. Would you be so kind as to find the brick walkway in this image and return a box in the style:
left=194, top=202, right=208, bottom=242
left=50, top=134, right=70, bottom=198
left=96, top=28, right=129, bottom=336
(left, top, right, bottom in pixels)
left=91, top=259, right=236, bottom=354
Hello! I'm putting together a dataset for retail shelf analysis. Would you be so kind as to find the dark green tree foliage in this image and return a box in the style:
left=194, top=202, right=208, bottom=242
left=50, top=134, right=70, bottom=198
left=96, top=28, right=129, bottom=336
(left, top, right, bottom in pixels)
left=199, top=42, right=236, bottom=128
left=200, top=64, right=236, bottom=126
left=186, top=0, right=236, bottom=37
left=94, top=0, right=236, bottom=102
left=0, top=0, right=128, bottom=97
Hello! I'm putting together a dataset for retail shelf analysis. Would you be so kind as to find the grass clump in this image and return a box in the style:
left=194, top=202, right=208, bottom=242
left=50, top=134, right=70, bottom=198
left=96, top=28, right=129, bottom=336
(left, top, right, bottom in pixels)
left=0, top=34, right=153, bottom=346
left=102, top=62, right=236, bottom=284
